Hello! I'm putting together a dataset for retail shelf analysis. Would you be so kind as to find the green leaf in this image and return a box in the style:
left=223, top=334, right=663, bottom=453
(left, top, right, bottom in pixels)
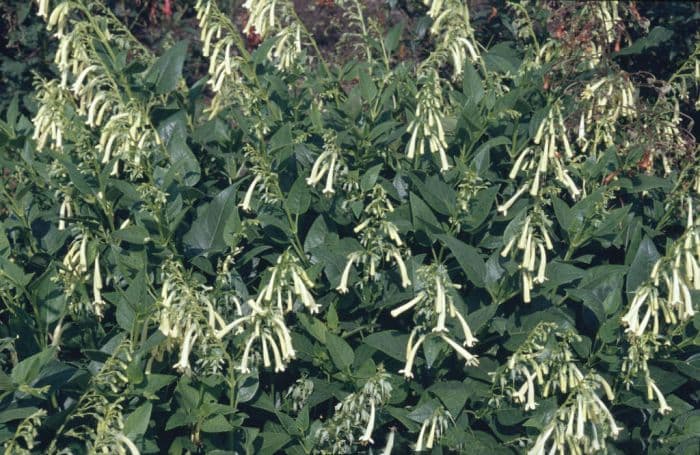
left=462, top=63, right=484, bottom=105
left=428, top=381, right=470, bottom=417
left=360, top=164, right=383, bottom=192
left=436, top=234, right=486, bottom=287
left=182, top=184, right=240, bottom=256
left=168, top=133, right=201, bottom=186
left=384, top=21, right=404, bottom=54
left=363, top=331, right=408, bottom=362
left=259, top=432, right=292, bottom=454
left=201, top=414, right=234, bottom=433
left=410, top=192, right=442, bottom=237
left=112, top=225, right=150, bottom=245
left=626, top=236, right=660, bottom=296
left=286, top=177, right=311, bottom=215
left=11, top=348, right=55, bottom=386
left=123, top=402, right=152, bottom=440
left=615, top=26, right=673, bottom=56
left=325, top=333, right=354, bottom=371
left=146, top=40, right=188, bottom=94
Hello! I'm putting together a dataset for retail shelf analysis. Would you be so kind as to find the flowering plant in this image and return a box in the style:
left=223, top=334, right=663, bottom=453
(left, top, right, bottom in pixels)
left=1, top=1, right=699, bottom=453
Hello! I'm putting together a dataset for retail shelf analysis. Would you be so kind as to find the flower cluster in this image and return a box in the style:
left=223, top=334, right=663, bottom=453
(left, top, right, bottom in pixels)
left=195, top=0, right=260, bottom=119
left=406, top=71, right=449, bottom=172
left=284, top=376, right=315, bottom=414
left=490, top=323, right=621, bottom=453
left=499, top=208, right=553, bottom=303
left=414, top=405, right=452, bottom=452
left=423, top=0, right=481, bottom=79
left=504, top=103, right=579, bottom=204
left=32, top=79, right=80, bottom=152
left=3, top=409, right=47, bottom=455
left=491, top=323, right=590, bottom=409
left=48, top=341, right=139, bottom=454
left=54, top=232, right=107, bottom=317
left=338, top=185, right=411, bottom=292
left=157, top=260, right=229, bottom=375
left=239, top=144, right=283, bottom=211
left=391, top=264, right=478, bottom=378
left=316, top=369, right=393, bottom=453
left=215, top=250, right=317, bottom=373
left=620, top=197, right=699, bottom=414
left=216, top=298, right=294, bottom=373
left=60, top=393, right=140, bottom=455
left=35, top=0, right=162, bottom=178
left=242, top=0, right=305, bottom=70
left=622, top=198, right=699, bottom=335
left=306, top=131, right=347, bottom=195
left=578, top=74, right=637, bottom=155
left=405, top=0, right=482, bottom=173
left=528, top=374, right=621, bottom=455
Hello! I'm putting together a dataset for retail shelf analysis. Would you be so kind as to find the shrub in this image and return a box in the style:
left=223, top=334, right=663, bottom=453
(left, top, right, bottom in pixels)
left=0, top=0, right=699, bottom=453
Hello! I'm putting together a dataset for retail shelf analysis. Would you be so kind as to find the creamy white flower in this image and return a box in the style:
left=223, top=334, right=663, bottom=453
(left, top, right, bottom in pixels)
left=359, top=399, right=376, bottom=444
left=173, top=323, right=198, bottom=374
left=649, top=381, right=672, bottom=414
left=239, top=174, right=261, bottom=212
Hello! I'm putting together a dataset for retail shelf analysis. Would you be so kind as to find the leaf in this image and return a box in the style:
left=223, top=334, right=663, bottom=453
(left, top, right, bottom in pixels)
left=360, top=164, right=383, bottom=192
left=201, top=415, right=234, bottom=433
left=146, top=40, right=188, bottom=94
left=112, top=225, right=150, bottom=245
left=436, top=234, right=486, bottom=287
left=259, top=432, right=291, bottom=455
left=410, top=192, right=442, bottom=237
left=363, top=331, right=408, bottom=362
left=484, top=42, right=520, bottom=74
left=465, top=303, right=498, bottom=333
left=286, top=177, right=311, bottom=215
left=429, top=381, right=470, bottom=417
left=168, top=133, right=201, bottom=187
left=462, top=186, right=499, bottom=230
left=11, top=348, right=55, bottom=386
left=304, top=215, right=330, bottom=253
left=238, top=372, right=259, bottom=403
left=384, top=21, right=404, bottom=54
left=462, top=63, right=484, bottom=105
left=123, top=402, right=152, bottom=440
left=325, top=333, right=354, bottom=371
left=626, top=236, right=660, bottom=296
left=615, top=26, right=673, bottom=56
left=182, top=184, right=240, bottom=256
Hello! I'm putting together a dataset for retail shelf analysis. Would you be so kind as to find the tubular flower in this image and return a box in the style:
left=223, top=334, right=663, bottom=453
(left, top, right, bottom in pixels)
left=57, top=193, right=72, bottom=230
left=391, top=264, right=478, bottom=378
left=195, top=0, right=260, bottom=118
left=92, top=254, right=105, bottom=319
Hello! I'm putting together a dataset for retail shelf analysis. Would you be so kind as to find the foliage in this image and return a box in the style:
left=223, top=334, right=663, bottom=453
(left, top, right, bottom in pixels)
left=1, top=0, right=700, bottom=453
